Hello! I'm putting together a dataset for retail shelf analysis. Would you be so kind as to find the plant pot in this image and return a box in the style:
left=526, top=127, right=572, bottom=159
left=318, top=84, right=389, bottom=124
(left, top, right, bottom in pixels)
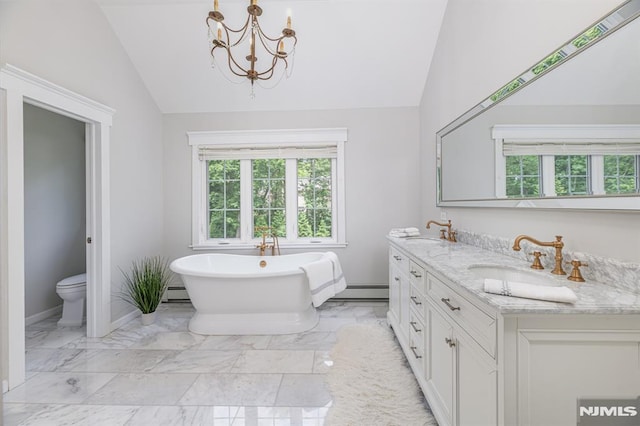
left=141, top=311, right=156, bottom=326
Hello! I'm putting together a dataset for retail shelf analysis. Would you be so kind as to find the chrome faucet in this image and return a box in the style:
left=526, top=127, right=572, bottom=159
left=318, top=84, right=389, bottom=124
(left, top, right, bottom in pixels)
left=426, top=219, right=456, bottom=242
left=513, top=234, right=566, bottom=275
left=256, top=226, right=280, bottom=256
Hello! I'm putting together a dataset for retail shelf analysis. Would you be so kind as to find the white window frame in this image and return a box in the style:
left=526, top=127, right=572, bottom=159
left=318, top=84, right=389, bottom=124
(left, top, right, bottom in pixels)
left=188, top=128, right=348, bottom=250
left=493, top=124, right=640, bottom=198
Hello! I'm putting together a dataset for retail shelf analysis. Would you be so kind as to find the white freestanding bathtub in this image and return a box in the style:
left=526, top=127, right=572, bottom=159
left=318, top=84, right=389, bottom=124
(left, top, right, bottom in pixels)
left=169, top=252, right=324, bottom=335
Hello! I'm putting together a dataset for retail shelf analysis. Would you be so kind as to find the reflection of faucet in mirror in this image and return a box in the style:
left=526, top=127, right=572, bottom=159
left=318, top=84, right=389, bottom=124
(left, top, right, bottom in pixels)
left=256, top=226, right=281, bottom=256
left=513, top=235, right=565, bottom=275
left=426, top=219, right=456, bottom=242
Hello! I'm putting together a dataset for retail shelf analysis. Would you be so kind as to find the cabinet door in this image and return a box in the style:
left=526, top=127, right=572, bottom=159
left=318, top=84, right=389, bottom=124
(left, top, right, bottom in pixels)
left=456, top=331, right=498, bottom=426
left=428, top=304, right=454, bottom=425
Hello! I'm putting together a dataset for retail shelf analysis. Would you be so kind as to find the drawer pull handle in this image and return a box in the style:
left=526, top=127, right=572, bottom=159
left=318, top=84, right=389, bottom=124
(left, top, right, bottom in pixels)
left=410, top=346, right=423, bottom=359
left=393, top=255, right=402, bottom=261
left=410, top=296, right=422, bottom=306
left=410, top=321, right=422, bottom=333
left=394, top=276, right=400, bottom=282
left=445, top=337, right=456, bottom=348
left=441, top=298, right=460, bottom=311
left=410, top=270, right=422, bottom=278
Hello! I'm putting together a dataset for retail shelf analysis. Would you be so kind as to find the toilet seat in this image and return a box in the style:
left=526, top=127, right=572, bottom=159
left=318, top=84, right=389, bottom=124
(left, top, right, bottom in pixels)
left=56, top=273, right=87, bottom=289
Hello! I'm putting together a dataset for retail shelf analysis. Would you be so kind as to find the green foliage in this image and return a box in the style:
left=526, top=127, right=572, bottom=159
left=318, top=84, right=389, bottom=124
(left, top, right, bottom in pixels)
left=555, top=155, right=589, bottom=196
left=490, top=78, right=523, bottom=102
left=120, top=256, right=171, bottom=314
left=572, top=25, right=604, bottom=49
left=531, top=51, right=565, bottom=75
left=506, top=156, right=540, bottom=198
left=604, top=155, right=638, bottom=194
left=207, top=157, right=333, bottom=240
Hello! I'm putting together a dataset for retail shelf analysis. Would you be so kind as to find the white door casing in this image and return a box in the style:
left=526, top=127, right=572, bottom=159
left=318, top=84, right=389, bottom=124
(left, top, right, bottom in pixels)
left=0, top=64, right=113, bottom=389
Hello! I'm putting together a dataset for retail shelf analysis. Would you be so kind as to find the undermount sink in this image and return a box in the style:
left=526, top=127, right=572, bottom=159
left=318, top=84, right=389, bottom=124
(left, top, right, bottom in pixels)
left=468, top=264, right=553, bottom=285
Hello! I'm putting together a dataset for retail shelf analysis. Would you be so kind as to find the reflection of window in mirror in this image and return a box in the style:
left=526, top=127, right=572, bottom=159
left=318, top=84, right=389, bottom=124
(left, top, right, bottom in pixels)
left=493, top=125, right=640, bottom=199
left=555, top=155, right=590, bottom=196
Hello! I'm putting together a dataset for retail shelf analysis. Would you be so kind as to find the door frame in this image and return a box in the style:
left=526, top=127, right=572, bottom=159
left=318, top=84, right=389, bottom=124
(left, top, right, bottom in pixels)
left=0, top=64, right=114, bottom=389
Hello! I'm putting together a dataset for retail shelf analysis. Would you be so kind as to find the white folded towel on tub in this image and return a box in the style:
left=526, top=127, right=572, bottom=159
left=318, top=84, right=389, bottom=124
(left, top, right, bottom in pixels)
left=483, top=278, right=577, bottom=304
left=301, top=252, right=347, bottom=307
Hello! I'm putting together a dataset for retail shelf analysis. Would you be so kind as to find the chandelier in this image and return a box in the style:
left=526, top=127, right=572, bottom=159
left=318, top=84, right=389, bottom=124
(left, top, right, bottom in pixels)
left=206, top=0, right=297, bottom=89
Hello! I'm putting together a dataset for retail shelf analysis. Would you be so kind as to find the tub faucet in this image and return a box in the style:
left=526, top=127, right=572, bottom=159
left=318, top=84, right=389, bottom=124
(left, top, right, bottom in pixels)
left=256, top=226, right=281, bottom=256
left=426, top=219, right=456, bottom=242
left=513, top=234, right=566, bottom=275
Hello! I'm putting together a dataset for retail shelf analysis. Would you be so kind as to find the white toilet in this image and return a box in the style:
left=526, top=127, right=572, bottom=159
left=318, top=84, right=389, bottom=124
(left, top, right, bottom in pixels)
left=56, top=273, right=86, bottom=327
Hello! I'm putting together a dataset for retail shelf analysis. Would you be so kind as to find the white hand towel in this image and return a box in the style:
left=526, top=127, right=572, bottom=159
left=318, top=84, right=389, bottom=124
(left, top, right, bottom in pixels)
left=483, top=278, right=577, bottom=304
left=300, top=252, right=347, bottom=307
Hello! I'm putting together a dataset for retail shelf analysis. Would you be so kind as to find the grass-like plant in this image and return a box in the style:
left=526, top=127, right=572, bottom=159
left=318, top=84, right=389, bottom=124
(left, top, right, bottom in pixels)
left=120, top=256, right=171, bottom=314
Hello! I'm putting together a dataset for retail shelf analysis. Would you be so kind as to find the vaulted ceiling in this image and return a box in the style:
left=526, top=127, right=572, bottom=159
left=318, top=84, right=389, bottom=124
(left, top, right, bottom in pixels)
left=97, top=0, right=448, bottom=113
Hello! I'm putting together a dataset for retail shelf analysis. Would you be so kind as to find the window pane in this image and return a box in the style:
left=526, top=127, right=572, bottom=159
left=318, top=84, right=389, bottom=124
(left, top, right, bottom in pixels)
left=505, top=156, right=540, bottom=198
left=297, top=158, right=332, bottom=238
left=208, top=160, right=241, bottom=239
left=252, top=159, right=286, bottom=237
left=604, top=155, right=638, bottom=194
left=555, top=155, right=590, bottom=196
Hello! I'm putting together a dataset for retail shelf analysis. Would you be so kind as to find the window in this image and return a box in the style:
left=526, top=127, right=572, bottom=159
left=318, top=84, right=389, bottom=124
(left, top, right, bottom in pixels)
left=493, top=125, right=640, bottom=199
left=189, top=129, right=347, bottom=249
left=505, top=155, right=540, bottom=198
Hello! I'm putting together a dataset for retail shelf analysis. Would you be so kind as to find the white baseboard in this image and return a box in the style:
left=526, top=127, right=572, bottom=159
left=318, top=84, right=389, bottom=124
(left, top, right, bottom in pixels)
left=110, top=309, right=140, bottom=331
left=25, top=305, right=62, bottom=326
left=167, top=285, right=389, bottom=302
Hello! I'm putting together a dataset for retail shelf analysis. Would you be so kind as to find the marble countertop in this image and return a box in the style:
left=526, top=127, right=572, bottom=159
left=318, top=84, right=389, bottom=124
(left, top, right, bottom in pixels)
left=388, top=236, right=640, bottom=315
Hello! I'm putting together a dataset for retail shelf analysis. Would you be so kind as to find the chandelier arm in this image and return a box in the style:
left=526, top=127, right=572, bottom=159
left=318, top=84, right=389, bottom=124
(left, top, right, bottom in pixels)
left=223, top=24, right=251, bottom=49
left=255, top=32, right=282, bottom=57
left=224, top=46, right=251, bottom=77
left=220, top=14, right=252, bottom=34
left=253, top=19, right=286, bottom=43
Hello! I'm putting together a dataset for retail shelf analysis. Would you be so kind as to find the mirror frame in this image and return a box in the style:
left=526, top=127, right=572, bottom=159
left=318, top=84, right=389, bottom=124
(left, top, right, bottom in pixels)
left=436, top=0, right=640, bottom=211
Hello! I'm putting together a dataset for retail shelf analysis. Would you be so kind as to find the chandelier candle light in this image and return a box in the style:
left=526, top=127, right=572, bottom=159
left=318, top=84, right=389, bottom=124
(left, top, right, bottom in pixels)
left=207, top=0, right=297, bottom=90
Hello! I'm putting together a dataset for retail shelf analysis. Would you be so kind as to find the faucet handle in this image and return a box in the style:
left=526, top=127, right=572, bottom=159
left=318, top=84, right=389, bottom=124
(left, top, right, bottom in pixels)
left=449, top=230, right=457, bottom=243
left=529, top=251, right=547, bottom=270
left=439, top=229, right=447, bottom=240
left=566, top=259, right=588, bottom=282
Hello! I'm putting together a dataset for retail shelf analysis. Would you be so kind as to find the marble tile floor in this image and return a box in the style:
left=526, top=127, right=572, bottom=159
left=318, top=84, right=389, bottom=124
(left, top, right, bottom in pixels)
left=3, top=301, right=389, bottom=426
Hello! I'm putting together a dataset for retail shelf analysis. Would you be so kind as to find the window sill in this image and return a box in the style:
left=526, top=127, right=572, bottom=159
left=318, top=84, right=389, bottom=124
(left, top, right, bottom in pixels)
left=190, top=241, right=349, bottom=251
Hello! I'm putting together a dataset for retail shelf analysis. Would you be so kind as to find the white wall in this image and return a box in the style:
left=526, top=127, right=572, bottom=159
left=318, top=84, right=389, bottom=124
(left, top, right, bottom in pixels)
left=420, top=0, right=640, bottom=263
left=24, top=103, right=86, bottom=319
left=163, top=108, right=422, bottom=289
left=0, top=0, right=164, bottom=323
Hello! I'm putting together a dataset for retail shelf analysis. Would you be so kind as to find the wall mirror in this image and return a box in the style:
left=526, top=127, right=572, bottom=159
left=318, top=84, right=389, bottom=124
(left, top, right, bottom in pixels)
left=437, top=0, right=640, bottom=210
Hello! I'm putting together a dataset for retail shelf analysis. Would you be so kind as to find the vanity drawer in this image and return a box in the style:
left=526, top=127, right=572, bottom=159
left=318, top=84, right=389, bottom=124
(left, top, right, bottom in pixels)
left=389, top=246, right=409, bottom=275
left=409, top=260, right=426, bottom=294
left=409, top=310, right=425, bottom=362
left=427, top=273, right=497, bottom=358
left=409, top=284, right=426, bottom=320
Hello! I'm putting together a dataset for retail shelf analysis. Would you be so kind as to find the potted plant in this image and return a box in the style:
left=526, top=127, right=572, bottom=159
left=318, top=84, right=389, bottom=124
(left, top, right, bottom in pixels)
left=120, top=256, right=171, bottom=325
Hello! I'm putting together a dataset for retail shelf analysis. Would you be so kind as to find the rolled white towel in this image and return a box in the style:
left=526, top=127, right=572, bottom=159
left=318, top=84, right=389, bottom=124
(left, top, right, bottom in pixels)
left=483, top=278, right=577, bottom=304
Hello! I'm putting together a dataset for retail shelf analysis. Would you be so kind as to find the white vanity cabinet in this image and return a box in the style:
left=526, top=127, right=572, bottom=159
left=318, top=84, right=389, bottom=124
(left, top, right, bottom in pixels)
left=388, top=242, right=499, bottom=426
left=425, top=270, right=498, bottom=426
left=388, top=238, right=640, bottom=426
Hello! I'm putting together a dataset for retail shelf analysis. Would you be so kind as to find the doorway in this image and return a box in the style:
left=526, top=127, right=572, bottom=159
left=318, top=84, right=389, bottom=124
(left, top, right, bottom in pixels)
left=0, top=65, right=114, bottom=390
